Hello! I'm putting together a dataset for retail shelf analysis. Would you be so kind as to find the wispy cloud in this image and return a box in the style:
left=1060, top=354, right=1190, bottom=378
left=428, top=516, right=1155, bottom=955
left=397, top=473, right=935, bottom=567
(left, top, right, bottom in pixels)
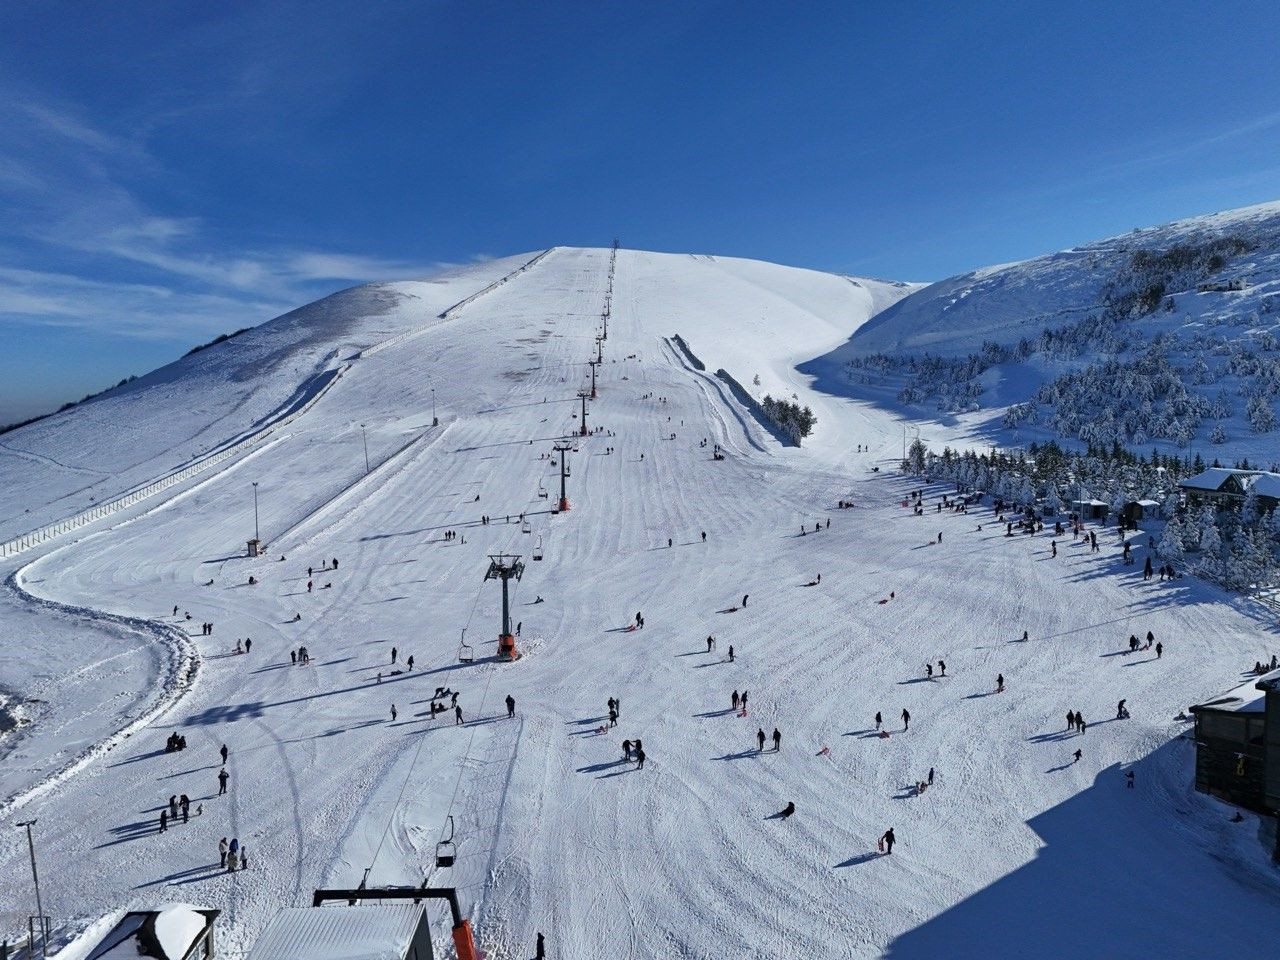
left=0, top=93, right=444, bottom=343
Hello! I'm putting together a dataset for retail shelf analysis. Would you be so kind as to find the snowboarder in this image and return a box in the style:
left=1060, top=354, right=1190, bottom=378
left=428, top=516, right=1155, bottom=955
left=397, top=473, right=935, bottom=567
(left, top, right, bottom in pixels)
left=772, top=728, right=781, bottom=752
left=879, top=828, right=895, bottom=855
left=218, top=768, right=229, bottom=795
left=757, top=728, right=766, bottom=751
left=506, top=694, right=516, bottom=718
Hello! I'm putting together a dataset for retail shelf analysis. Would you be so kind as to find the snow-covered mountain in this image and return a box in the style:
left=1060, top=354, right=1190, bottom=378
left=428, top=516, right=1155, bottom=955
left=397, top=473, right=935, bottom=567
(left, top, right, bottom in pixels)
left=3, top=244, right=1279, bottom=960
left=817, top=200, right=1280, bottom=464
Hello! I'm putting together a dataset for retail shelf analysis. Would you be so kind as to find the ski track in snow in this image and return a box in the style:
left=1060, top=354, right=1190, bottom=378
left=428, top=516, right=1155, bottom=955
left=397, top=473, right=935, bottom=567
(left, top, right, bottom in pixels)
left=0, top=248, right=1278, bottom=959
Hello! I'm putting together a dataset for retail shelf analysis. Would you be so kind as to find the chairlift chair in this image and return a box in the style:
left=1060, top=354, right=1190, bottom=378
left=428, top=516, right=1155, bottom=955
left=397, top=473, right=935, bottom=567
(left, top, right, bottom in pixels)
left=533, top=536, right=544, bottom=561
left=457, top=629, right=474, bottom=663
left=435, top=815, right=456, bottom=868
left=522, top=518, right=531, bottom=534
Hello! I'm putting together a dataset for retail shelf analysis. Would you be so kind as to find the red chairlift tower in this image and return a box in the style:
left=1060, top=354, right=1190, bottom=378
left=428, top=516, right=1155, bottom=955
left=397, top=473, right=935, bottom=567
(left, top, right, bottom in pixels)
left=485, top=554, right=524, bottom=661
left=553, top=442, right=572, bottom=512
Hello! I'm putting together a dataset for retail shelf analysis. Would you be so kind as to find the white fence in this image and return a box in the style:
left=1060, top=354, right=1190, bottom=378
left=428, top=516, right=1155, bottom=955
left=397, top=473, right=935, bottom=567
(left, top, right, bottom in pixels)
left=0, top=362, right=350, bottom=559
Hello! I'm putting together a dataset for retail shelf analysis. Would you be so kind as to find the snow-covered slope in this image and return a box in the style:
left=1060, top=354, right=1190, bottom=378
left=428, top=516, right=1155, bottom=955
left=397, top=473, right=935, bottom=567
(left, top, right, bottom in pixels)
left=0, top=246, right=1277, bottom=960
left=820, top=200, right=1280, bottom=463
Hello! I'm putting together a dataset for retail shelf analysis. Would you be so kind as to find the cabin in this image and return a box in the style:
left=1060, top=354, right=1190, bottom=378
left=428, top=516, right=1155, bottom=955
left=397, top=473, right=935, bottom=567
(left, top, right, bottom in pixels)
left=1178, top=467, right=1280, bottom=513
left=1070, top=499, right=1109, bottom=521
left=1123, top=499, right=1161, bottom=524
left=1189, top=668, right=1280, bottom=815
left=85, top=903, right=219, bottom=960
left=246, top=904, right=434, bottom=960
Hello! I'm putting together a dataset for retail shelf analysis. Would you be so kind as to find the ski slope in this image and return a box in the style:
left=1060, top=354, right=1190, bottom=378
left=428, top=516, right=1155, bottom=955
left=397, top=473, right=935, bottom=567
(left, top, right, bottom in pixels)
left=1, top=247, right=1278, bottom=959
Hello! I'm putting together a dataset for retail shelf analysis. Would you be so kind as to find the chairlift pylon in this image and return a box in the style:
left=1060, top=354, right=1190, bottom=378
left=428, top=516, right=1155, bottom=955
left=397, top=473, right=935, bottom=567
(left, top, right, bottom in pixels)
left=435, top=815, right=456, bottom=868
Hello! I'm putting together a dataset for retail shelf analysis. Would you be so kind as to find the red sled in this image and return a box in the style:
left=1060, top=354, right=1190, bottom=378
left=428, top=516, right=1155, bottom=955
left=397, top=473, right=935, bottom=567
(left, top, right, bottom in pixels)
left=625, top=624, right=637, bottom=632
left=878, top=730, right=890, bottom=739
left=877, top=838, right=885, bottom=853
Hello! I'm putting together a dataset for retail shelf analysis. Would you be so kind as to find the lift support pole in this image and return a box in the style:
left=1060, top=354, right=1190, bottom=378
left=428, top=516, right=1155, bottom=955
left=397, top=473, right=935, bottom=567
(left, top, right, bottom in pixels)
left=578, top=390, right=590, bottom=437
left=553, top=442, right=572, bottom=512
left=485, top=555, right=524, bottom=660
left=588, top=358, right=600, bottom=399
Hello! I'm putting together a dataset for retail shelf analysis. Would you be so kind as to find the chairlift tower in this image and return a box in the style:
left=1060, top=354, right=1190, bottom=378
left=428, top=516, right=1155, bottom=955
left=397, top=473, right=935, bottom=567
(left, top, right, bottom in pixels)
left=588, top=358, right=600, bottom=399
left=485, top=554, right=524, bottom=660
left=578, top=390, right=590, bottom=437
left=553, top=442, right=572, bottom=512
left=595, top=335, right=603, bottom=365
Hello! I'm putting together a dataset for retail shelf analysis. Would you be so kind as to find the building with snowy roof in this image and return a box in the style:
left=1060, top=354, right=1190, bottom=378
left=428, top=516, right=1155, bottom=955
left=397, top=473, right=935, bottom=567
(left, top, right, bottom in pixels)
left=1178, top=467, right=1280, bottom=512
left=245, top=903, right=434, bottom=960
left=1189, top=668, right=1280, bottom=814
left=83, top=903, right=219, bottom=960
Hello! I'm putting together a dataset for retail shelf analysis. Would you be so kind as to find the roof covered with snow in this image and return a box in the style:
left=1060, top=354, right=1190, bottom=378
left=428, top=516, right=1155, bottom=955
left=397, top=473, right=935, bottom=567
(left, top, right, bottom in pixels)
left=85, top=903, right=217, bottom=960
left=1179, top=467, right=1254, bottom=491
left=1191, top=668, right=1280, bottom=714
left=245, top=905, right=425, bottom=960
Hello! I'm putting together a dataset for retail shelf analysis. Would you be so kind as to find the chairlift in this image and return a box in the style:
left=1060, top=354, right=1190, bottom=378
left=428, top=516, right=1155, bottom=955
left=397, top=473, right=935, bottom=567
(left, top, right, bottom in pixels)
left=456, top=629, right=474, bottom=663
left=522, top=518, right=531, bottom=534
left=533, top=535, right=543, bottom=561
left=435, top=815, right=456, bottom=868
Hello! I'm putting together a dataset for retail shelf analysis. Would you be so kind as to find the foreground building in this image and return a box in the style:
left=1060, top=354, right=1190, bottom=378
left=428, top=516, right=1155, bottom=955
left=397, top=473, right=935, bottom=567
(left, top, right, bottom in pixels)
left=1190, top=668, right=1280, bottom=815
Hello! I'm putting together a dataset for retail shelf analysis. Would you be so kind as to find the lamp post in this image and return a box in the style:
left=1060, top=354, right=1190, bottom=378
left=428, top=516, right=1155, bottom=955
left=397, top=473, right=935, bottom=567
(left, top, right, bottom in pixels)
left=252, top=482, right=260, bottom=542
left=360, top=424, right=370, bottom=475
left=16, top=819, right=46, bottom=958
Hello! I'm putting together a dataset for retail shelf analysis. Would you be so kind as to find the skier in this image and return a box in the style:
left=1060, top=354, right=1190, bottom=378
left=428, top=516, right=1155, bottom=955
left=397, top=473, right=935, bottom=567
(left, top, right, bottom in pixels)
left=772, top=728, right=781, bottom=752
left=757, top=728, right=766, bottom=751
left=879, top=828, right=895, bottom=855
left=455, top=705, right=464, bottom=726
left=901, top=709, right=910, bottom=731
left=506, top=694, right=516, bottom=718
left=218, top=768, right=229, bottom=795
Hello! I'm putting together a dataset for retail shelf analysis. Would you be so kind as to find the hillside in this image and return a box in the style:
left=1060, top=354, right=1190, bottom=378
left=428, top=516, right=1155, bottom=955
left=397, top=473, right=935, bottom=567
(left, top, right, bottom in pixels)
left=1, top=245, right=1277, bottom=960
left=814, top=200, right=1280, bottom=464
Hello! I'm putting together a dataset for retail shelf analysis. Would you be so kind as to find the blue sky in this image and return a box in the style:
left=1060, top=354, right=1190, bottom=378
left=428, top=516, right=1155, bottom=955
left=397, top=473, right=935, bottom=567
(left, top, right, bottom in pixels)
left=2, top=1, right=1280, bottom=422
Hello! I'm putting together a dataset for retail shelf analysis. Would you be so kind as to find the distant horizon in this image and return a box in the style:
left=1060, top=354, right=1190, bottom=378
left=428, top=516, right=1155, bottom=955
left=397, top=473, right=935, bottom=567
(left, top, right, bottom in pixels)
left=4, top=1, right=1280, bottom=421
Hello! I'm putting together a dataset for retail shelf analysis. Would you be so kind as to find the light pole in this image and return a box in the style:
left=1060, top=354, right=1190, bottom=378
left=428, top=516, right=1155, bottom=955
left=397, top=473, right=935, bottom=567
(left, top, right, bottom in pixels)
left=16, top=819, right=46, bottom=958
left=432, top=388, right=438, bottom=427
left=360, top=424, right=370, bottom=475
left=252, top=482, right=260, bottom=542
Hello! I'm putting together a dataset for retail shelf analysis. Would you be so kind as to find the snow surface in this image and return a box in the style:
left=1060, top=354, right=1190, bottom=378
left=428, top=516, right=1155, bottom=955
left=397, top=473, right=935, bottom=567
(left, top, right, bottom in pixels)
left=0, top=247, right=1277, bottom=959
